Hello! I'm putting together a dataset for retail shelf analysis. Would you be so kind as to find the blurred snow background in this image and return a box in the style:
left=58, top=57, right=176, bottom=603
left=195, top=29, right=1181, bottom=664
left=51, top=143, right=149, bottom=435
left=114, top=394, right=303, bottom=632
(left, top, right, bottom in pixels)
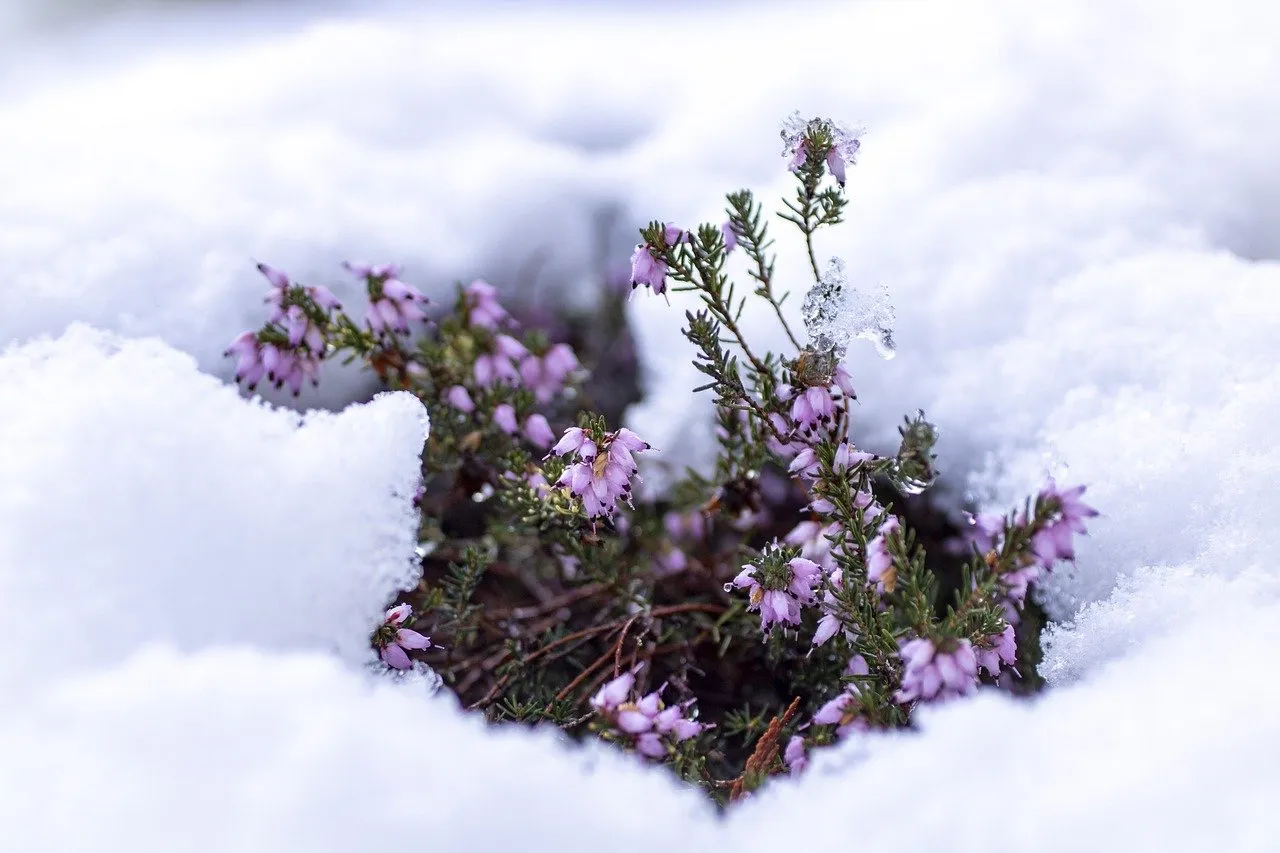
left=1, top=0, right=1278, bottom=849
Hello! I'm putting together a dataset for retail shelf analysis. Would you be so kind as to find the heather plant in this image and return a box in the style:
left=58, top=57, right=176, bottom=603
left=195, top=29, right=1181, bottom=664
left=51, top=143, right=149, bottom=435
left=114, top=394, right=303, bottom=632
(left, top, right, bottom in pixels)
left=226, top=114, right=1097, bottom=805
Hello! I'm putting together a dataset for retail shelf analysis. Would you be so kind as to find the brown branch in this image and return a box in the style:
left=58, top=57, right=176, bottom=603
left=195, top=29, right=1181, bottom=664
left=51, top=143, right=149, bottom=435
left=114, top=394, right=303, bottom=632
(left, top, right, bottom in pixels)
left=465, top=622, right=621, bottom=711
left=465, top=603, right=725, bottom=711
left=554, top=646, right=618, bottom=703
left=486, top=582, right=607, bottom=621
left=728, top=696, right=802, bottom=802
left=613, top=613, right=643, bottom=677
left=556, top=614, right=643, bottom=703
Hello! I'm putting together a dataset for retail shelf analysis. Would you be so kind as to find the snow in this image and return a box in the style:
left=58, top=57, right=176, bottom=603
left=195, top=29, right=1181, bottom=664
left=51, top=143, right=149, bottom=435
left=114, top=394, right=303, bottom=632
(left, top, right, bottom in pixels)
left=0, top=326, right=429, bottom=696
left=0, top=0, right=1278, bottom=849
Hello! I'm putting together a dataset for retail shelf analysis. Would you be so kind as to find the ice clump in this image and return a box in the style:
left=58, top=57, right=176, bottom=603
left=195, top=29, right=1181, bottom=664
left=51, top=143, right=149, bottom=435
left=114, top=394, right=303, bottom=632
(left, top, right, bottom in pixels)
left=802, top=257, right=896, bottom=360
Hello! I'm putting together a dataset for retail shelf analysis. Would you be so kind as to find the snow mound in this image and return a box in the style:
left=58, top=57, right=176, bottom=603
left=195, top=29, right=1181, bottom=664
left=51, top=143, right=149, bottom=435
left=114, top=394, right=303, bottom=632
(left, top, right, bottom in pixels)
left=0, top=326, right=428, bottom=694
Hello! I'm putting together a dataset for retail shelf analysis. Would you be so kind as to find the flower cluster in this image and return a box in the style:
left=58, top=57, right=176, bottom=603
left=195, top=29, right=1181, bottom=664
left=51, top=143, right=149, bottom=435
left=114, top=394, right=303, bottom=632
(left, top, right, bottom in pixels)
left=894, top=638, right=978, bottom=704
left=1031, top=478, right=1100, bottom=566
left=976, top=624, right=1018, bottom=677
left=464, top=279, right=512, bottom=329
left=781, top=112, right=863, bottom=187
left=727, top=547, right=823, bottom=633
left=591, top=667, right=707, bottom=759
left=550, top=427, right=651, bottom=519
left=224, top=263, right=342, bottom=395
left=664, top=509, right=708, bottom=543
left=474, top=334, right=528, bottom=387
left=372, top=604, right=433, bottom=670
left=785, top=656, right=871, bottom=775
left=961, top=480, right=1099, bottom=628
left=520, top=342, right=580, bottom=403
left=344, top=262, right=431, bottom=336
left=813, top=655, right=871, bottom=731
left=776, top=364, right=857, bottom=439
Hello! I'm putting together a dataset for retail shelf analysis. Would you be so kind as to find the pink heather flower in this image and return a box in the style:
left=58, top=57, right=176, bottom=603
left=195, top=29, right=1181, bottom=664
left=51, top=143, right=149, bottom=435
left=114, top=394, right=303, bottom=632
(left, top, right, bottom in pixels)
left=493, top=334, right=528, bottom=361
left=1001, top=564, right=1042, bottom=609
left=492, top=403, right=518, bottom=435
left=788, top=140, right=809, bottom=172
left=832, top=365, right=856, bottom=399
left=784, top=520, right=840, bottom=570
left=465, top=279, right=512, bottom=329
left=282, top=305, right=322, bottom=354
left=275, top=348, right=321, bottom=396
left=727, top=554, right=823, bottom=633
left=522, top=414, right=555, bottom=449
left=225, top=331, right=267, bottom=391
left=591, top=668, right=706, bottom=761
left=963, top=511, right=1005, bottom=555
left=766, top=412, right=811, bottom=461
left=866, top=516, right=901, bottom=595
left=634, top=733, right=665, bottom=759
left=308, top=284, right=342, bottom=312
left=445, top=385, right=475, bottom=413
left=612, top=428, right=649, bottom=454
left=473, top=337, right=526, bottom=388
left=856, top=489, right=884, bottom=522
left=543, top=343, right=579, bottom=381
left=526, top=470, right=552, bottom=499
left=788, top=447, right=820, bottom=479
left=343, top=262, right=429, bottom=336
left=518, top=343, right=579, bottom=404
left=553, top=428, right=652, bottom=519
left=833, top=441, right=874, bottom=472
left=629, top=244, right=669, bottom=295
left=783, top=385, right=836, bottom=437
left=343, top=261, right=401, bottom=279
left=654, top=545, right=688, bottom=578
left=811, top=564, right=849, bottom=646
left=257, top=261, right=290, bottom=291
left=591, top=671, right=636, bottom=713
left=260, top=262, right=342, bottom=324
left=976, top=624, right=1018, bottom=677
left=784, top=735, right=808, bottom=776
left=375, top=604, right=433, bottom=670
left=812, top=610, right=842, bottom=647
left=721, top=221, right=739, bottom=253
left=810, top=659, right=869, bottom=737
left=826, top=148, right=847, bottom=187
left=811, top=691, right=860, bottom=731
left=1031, top=479, right=1100, bottom=567
left=894, top=638, right=978, bottom=704
left=549, top=426, right=590, bottom=458
left=664, top=509, right=707, bottom=542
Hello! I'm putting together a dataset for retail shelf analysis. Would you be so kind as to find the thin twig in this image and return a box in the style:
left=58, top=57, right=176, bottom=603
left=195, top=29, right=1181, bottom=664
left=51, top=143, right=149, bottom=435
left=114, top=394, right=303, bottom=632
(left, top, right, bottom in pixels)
left=613, top=613, right=642, bottom=676
left=487, top=582, right=606, bottom=620
left=467, top=603, right=724, bottom=711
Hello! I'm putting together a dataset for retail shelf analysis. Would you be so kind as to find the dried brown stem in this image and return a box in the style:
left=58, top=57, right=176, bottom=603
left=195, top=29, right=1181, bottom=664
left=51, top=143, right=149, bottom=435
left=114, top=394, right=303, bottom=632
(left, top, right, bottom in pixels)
left=728, top=696, right=802, bottom=801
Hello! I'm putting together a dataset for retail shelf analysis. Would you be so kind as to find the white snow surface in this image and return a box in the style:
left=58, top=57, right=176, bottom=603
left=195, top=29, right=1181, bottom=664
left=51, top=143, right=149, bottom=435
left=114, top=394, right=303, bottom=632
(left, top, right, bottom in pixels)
left=1, top=1, right=1279, bottom=849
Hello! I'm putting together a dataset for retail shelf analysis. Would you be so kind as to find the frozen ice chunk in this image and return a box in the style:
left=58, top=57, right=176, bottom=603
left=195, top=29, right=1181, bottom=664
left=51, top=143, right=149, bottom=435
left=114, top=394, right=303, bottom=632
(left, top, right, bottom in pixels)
left=802, top=257, right=896, bottom=359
